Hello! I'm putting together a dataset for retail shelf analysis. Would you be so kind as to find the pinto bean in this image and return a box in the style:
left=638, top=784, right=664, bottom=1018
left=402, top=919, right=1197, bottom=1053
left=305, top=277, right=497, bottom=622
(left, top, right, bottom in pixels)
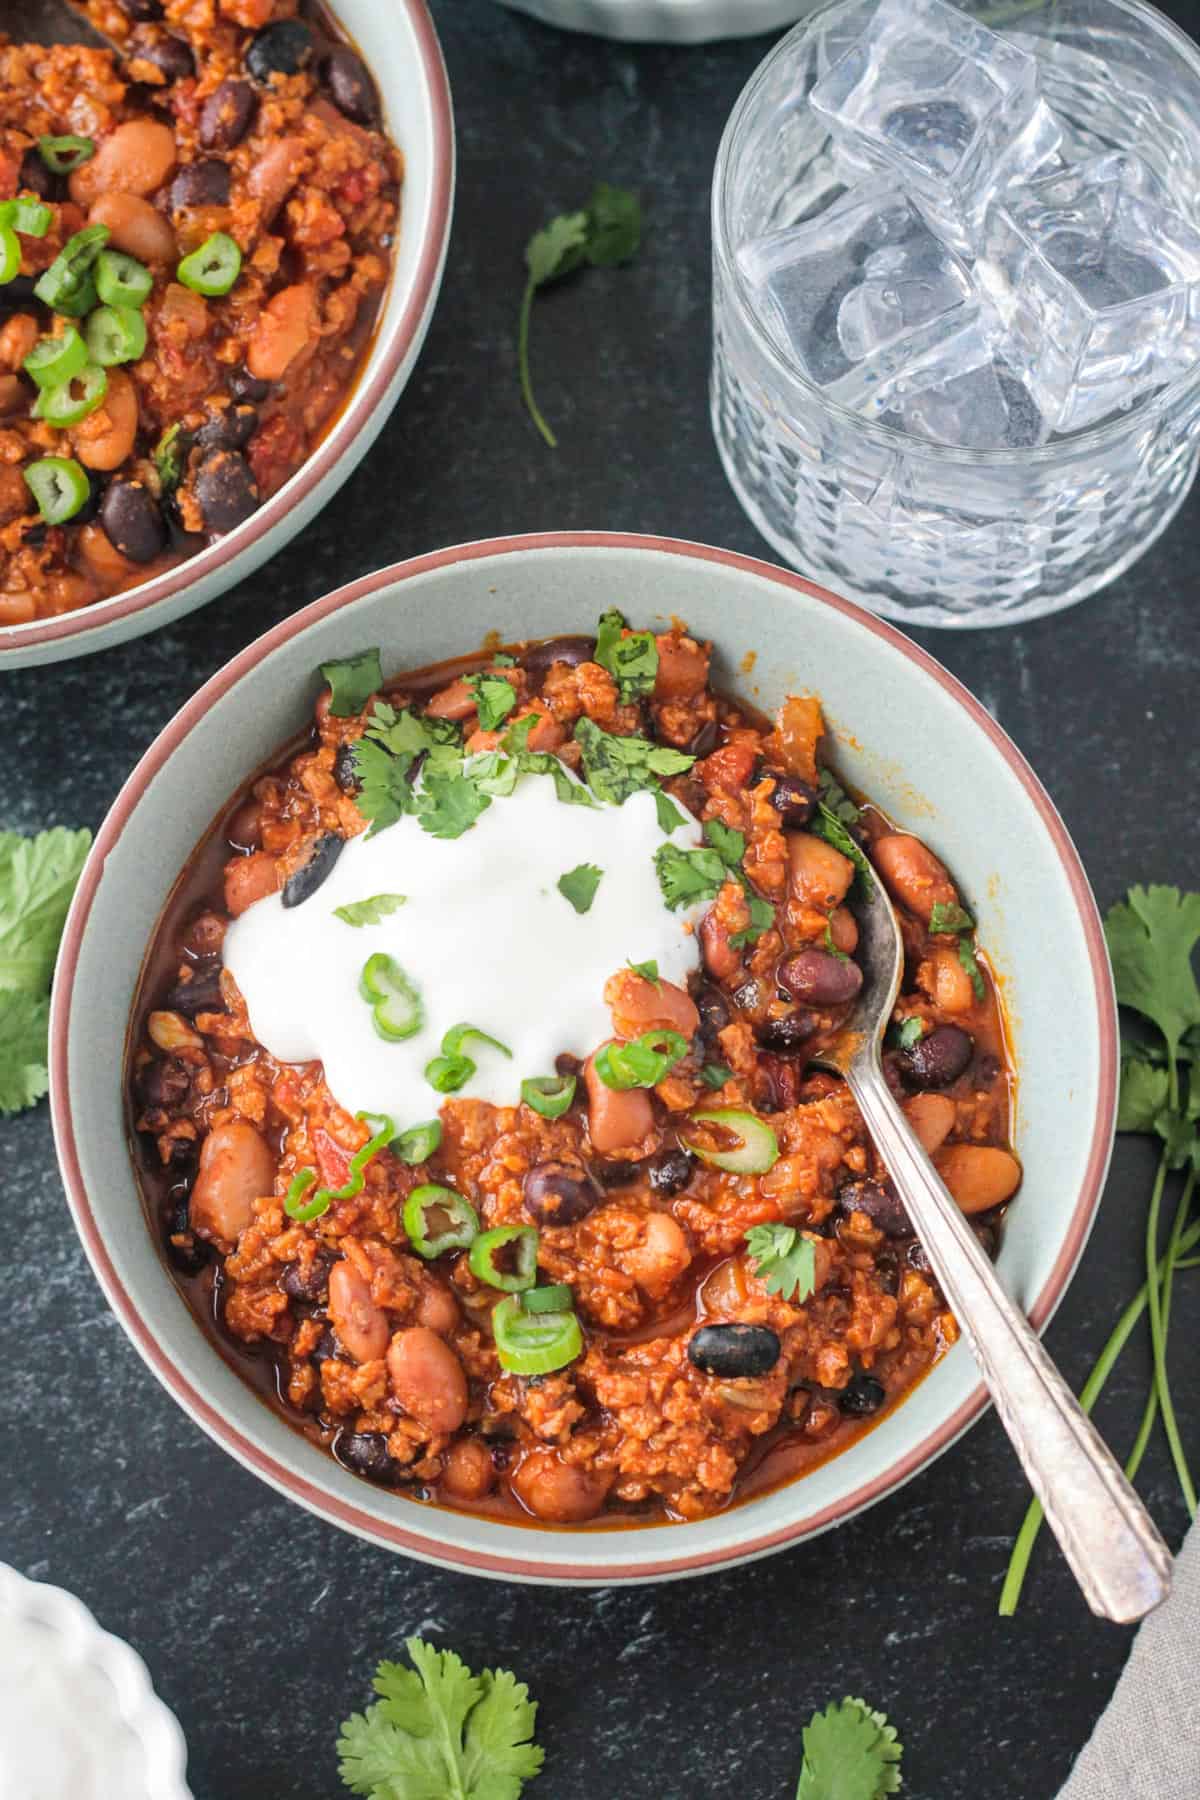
left=872, top=833, right=959, bottom=924
left=88, top=192, right=176, bottom=263
left=788, top=832, right=855, bottom=909
left=584, top=1049, right=655, bottom=1156
left=0, top=314, right=38, bottom=371
left=935, top=1144, right=1022, bottom=1215
left=699, top=906, right=743, bottom=983
left=70, top=120, right=178, bottom=204
left=415, top=1283, right=461, bottom=1338
left=246, top=282, right=318, bottom=382
left=423, top=676, right=478, bottom=721
left=605, top=970, right=699, bottom=1040
left=247, top=135, right=307, bottom=223
left=828, top=905, right=858, bottom=953
left=223, top=850, right=278, bottom=915
left=903, top=1091, right=957, bottom=1155
left=511, top=1447, right=611, bottom=1522
left=441, top=1436, right=496, bottom=1502
left=922, top=944, right=977, bottom=1014
left=619, top=1210, right=692, bottom=1298
left=190, top=1119, right=274, bottom=1245
left=329, top=1261, right=389, bottom=1364
left=72, top=369, right=138, bottom=471
left=387, top=1327, right=468, bottom=1436
left=653, top=633, right=710, bottom=701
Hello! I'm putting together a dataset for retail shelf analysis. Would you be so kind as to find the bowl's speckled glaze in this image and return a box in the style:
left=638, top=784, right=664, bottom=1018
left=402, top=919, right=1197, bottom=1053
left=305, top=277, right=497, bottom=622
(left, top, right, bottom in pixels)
left=49, top=534, right=1117, bottom=1583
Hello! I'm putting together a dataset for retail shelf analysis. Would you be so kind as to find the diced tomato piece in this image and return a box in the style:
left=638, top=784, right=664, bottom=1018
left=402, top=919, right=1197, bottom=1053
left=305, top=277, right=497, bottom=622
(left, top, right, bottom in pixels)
left=313, top=1130, right=353, bottom=1191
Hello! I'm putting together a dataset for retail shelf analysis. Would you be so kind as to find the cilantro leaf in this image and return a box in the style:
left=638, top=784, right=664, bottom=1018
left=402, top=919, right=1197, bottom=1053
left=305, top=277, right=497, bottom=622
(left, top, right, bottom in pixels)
left=0, top=826, right=92, bottom=994
left=654, top=789, right=686, bottom=833
left=557, top=863, right=603, bottom=915
left=574, top=717, right=693, bottom=805
left=584, top=182, right=642, bottom=268
left=333, top=894, right=407, bottom=928
left=810, top=806, right=873, bottom=884
left=417, top=771, right=492, bottom=841
left=337, top=1638, right=543, bottom=1800
left=628, top=958, right=660, bottom=986
left=352, top=738, right=420, bottom=837
left=957, top=935, right=985, bottom=1003
left=525, top=210, right=588, bottom=289
left=466, top=673, right=517, bottom=733
left=353, top=705, right=467, bottom=838
left=929, top=900, right=974, bottom=935
left=654, top=842, right=727, bottom=910
left=730, top=890, right=775, bottom=951
left=891, top=1017, right=926, bottom=1051
left=703, top=819, right=746, bottom=867
left=701, top=1061, right=733, bottom=1089
left=745, top=1223, right=816, bottom=1303
left=796, top=1697, right=903, bottom=1800
left=1105, top=886, right=1200, bottom=1072
left=594, top=608, right=658, bottom=703
left=321, top=649, right=383, bottom=718
left=817, top=767, right=861, bottom=826
left=0, top=989, right=51, bottom=1116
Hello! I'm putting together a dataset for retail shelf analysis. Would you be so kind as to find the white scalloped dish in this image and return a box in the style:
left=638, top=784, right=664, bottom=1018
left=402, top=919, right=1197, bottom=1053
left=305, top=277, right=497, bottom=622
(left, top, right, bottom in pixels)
left=0, top=1564, right=191, bottom=1800
left=494, top=0, right=815, bottom=43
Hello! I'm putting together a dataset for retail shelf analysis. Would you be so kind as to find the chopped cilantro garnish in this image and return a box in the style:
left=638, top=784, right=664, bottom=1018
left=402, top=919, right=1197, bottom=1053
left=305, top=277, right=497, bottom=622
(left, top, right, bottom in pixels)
left=594, top=607, right=659, bottom=702
left=466, top=671, right=518, bottom=732
left=929, top=900, right=975, bottom=934
left=491, top=651, right=517, bottom=667
left=700, top=1061, right=733, bottom=1089
left=810, top=804, right=873, bottom=884
left=654, top=842, right=727, bottom=910
left=574, top=717, right=693, bottom=804
left=957, top=934, right=985, bottom=1002
left=816, top=765, right=862, bottom=826
left=557, top=863, right=603, bottom=914
left=628, top=957, right=660, bottom=987
left=333, top=893, right=407, bottom=927
left=823, top=918, right=849, bottom=961
left=892, top=1016, right=926, bottom=1051
left=416, top=769, right=492, bottom=840
left=745, top=1222, right=816, bottom=1303
left=729, top=891, right=775, bottom=950
left=703, top=818, right=746, bottom=866
left=654, top=789, right=686, bottom=833
left=320, top=649, right=383, bottom=718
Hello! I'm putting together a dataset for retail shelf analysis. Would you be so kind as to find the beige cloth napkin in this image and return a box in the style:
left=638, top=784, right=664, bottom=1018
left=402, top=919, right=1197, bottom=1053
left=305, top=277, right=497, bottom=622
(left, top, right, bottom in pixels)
left=1057, top=1522, right=1200, bottom=1797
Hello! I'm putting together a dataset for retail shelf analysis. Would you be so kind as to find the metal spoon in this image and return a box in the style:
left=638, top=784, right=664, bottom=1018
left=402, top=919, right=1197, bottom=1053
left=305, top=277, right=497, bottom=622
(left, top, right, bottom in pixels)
left=818, top=853, right=1172, bottom=1623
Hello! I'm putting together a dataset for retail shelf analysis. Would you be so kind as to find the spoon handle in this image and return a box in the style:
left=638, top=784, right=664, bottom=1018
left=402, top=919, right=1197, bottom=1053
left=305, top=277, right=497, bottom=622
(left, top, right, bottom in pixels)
left=846, top=1059, right=1173, bottom=1624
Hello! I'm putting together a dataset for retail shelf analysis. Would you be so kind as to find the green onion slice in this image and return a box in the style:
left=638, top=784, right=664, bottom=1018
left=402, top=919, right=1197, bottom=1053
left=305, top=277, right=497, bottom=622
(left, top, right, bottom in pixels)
left=443, top=1022, right=512, bottom=1060
left=0, top=228, right=19, bottom=285
left=594, top=1029, right=689, bottom=1092
left=22, top=456, right=90, bottom=525
left=37, top=134, right=95, bottom=173
left=521, top=1283, right=573, bottom=1314
left=33, top=222, right=109, bottom=312
left=38, top=363, right=108, bottom=428
left=520, top=1074, right=577, bottom=1119
left=95, top=247, right=153, bottom=308
left=681, top=1108, right=780, bottom=1175
left=359, top=952, right=422, bottom=1042
left=403, top=1183, right=480, bottom=1259
left=392, top=1119, right=443, bottom=1165
left=283, top=1167, right=323, bottom=1223
left=176, top=230, right=242, bottom=297
left=493, top=1295, right=583, bottom=1375
left=425, top=1052, right=474, bottom=1094
left=469, top=1224, right=539, bottom=1292
left=23, top=326, right=87, bottom=391
left=86, top=303, right=147, bottom=368
left=0, top=197, right=52, bottom=237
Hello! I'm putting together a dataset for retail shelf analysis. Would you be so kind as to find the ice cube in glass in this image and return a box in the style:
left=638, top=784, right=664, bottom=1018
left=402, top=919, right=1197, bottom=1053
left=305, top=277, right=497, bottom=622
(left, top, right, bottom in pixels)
left=977, top=151, right=1200, bottom=433
left=810, top=0, right=1060, bottom=252
left=737, top=182, right=979, bottom=410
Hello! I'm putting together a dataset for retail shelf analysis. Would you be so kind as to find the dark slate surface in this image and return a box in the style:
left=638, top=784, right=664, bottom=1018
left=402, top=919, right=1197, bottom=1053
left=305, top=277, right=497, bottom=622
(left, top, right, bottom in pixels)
left=4, top=2, right=1200, bottom=1796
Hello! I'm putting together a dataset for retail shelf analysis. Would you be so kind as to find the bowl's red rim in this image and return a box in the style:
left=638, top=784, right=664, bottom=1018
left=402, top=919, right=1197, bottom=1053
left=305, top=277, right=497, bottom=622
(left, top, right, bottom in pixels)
left=50, top=531, right=1118, bottom=1581
left=0, top=0, right=454, bottom=659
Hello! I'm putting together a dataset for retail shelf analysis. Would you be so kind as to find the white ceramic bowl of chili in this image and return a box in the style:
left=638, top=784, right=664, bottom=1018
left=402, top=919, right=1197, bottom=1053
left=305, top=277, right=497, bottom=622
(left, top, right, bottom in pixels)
left=51, top=532, right=1117, bottom=1584
left=0, top=1, right=454, bottom=670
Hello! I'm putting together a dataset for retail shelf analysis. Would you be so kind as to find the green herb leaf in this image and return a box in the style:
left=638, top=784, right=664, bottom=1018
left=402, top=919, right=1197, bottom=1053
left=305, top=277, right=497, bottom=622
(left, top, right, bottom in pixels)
left=1117, top=1059, right=1171, bottom=1134
left=628, top=958, right=660, bottom=987
left=417, top=771, right=492, bottom=841
left=654, top=788, right=686, bottom=833
left=810, top=806, right=873, bottom=884
left=491, top=653, right=517, bottom=668
left=957, top=934, right=986, bottom=1003
left=0, top=826, right=91, bottom=995
left=525, top=210, right=589, bottom=289
left=745, top=1222, right=816, bottom=1303
left=929, top=900, right=975, bottom=935
left=574, top=717, right=694, bottom=805
left=152, top=422, right=189, bottom=494
left=729, top=891, right=775, bottom=951
left=337, top=1637, right=544, bottom=1799
left=321, top=649, right=383, bottom=718
left=466, top=673, right=518, bottom=733
left=557, top=863, right=603, bottom=915
left=795, top=1697, right=903, bottom=1800
left=701, top=1061, right=733, bottom=1089
left=584, top=182, right=642, bottom=267
left=0, top=989, right=51, bottom=1116
left=823, top=918, right=849, bottom=962
left=703, top=818, right=746, bottom=867
left=333, top=893, right=407, bottom=928
left=892, top=1017, right=926, bottom=1051
left=817, top=767, right=861, bottom=826
left=654, top=842, right=728, bottom=910
left=1105, top=886, right=1200, bottom=1072
left=594, top=607, right=658, bottom=703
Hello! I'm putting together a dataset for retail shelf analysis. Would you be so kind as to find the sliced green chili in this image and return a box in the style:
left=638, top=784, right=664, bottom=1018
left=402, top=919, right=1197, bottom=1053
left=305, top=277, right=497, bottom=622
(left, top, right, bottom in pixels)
left=594, top=1029, right=689, bottom=1092
left=282, top=1114, right=397, bottom=1223
left=522, top=1283, right=573, bottom=1314
left=403, top=1184, right=479, bottom=1259
left=176, top=231, right=242, bottom=297
left=95, top=247, right=153, bottom=309
left=23, top=326, right=88, bottom=391
left=493, top=1295, right=583, bottom=1375
left=392, top=1119, right=443, bottom=1165
left=469, top=1225, right=539, bottom=1292
left=37, top=134, right=95, bottom=174
left=359, top=951, right=422, bottom=1042
left=23, top=456, right=90, bottom=525
left=86, top=304, right=147, bottom=368
left=0, top=228, right=19, bottom=285
left=0, top=197, right=52, bottom=238
left=33, top=223, right=109, bottom=312
left=520, top=1074, right=577, bottom=1119
left=38, top=363, right=108, bottom=428
left=425, top=1021, right=511, bottom=1094
left=681, top=1108, right=780, bottom=1175
left=283, top=1167, right=322, bottom=1222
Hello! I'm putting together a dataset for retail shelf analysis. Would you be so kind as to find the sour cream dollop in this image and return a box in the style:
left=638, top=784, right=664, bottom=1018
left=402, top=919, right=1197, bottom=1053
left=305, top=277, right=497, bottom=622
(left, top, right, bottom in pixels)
left=224, top=772, right=707, bottom=1122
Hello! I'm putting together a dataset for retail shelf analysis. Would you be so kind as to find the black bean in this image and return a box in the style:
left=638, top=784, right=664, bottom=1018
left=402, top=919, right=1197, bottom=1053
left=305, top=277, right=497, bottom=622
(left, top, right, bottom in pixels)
left=195, top=404, right=258, bottom=453
left=837, top=1178, right=910, bottom=1239
left=769, top=774, right=818, bottom=829
left=18, top=150, right=57, bottom=201
left=163, top=966, right=224, bottom=1017
left=136, top=1055, right=189, bottom=1108
left=117, top=0, right=161, bottom=19
left=975, top=1051, right=1003, bottom=1087
left=246, top=19, right=313, bottom=80
left=591, top=1159, right=637, bottom=1189
left=199, top=79, right=257, bottom=151
left=899, top=1024, right=974, bottom=1091
left=281, top=1248, right=336, bottom=1301
left=281, top=833, right=344, bottom=908
left=333, top=742, right=361, bottom=793
left=335, top=1430, right=395, bottom=1484
left=757, top=1011, right=819, bottom=1054
left=100, top=480, right=167, bottom=564
left=689, top=1324, right=781, bottom=1378
left=195, top=450, right=259, bottom=535
left=229, top=366, right=271, bottom=404
left=322, top=46, right=377, bottom=124
left=519, top=635, right=595, bottom=678
left=646, top=1150, right=695, bottom=1197
left=523, top=1162, right=597, bottom=1227
left=0, top=274, right=38, bottom=305
left=133, top=28, right=195, bottom=83
left=166, top=1204, right=207, bottom=1275
left=170, top=158, right=231, bottom=210
left=839, top=1373, right=886, bottom=1416
left=687, top=719, right=720, bottom=759
left=778, top=948, right=863, bottom=1007
left=908, top=1240, right=933, bottom=1274
left=694, top=984, right=731, bottom=1044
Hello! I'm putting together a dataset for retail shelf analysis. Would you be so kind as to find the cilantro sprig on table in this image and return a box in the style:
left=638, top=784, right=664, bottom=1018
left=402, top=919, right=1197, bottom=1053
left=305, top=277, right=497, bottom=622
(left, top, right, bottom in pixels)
left=0, top=826, right=91, bottom=1115
left=1001, top=884, right=1200, bottom=1614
